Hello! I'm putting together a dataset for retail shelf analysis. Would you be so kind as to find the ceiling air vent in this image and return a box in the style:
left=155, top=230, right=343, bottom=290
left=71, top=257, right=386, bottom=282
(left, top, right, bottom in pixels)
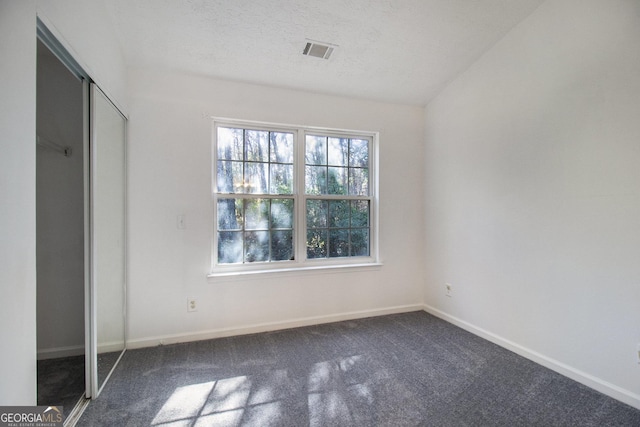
left=302, top=40, right=337, bottom=60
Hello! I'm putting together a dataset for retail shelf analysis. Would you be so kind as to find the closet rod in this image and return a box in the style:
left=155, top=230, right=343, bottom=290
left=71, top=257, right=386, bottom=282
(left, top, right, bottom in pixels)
left=37, top=135, right=72, bottom=157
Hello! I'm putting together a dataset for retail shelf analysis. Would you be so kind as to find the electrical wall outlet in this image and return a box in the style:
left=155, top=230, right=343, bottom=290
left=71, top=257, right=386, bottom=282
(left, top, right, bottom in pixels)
left=187, top=298, right=197, bottom=312
left=446, top=283, right=452, bottom=298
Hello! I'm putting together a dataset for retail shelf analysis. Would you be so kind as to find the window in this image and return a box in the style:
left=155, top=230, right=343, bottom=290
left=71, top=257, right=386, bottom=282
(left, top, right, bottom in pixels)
left=212, top=120, right=377, bottom=274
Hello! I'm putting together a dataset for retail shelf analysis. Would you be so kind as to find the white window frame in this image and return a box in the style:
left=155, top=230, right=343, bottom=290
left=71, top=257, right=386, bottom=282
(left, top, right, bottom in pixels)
left=209, top=118, right=380, bottom=277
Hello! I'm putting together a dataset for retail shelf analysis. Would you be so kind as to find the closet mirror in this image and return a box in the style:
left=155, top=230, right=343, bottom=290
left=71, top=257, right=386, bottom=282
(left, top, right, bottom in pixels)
left=91, top=83, right=127, bottom=396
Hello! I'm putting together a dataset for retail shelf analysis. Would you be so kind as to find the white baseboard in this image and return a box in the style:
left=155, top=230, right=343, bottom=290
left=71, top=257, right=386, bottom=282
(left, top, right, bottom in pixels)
left=37, top=343, right=123, bottom=360
left=422, top=304, right=640, bottom=411
left=37, top=344, right=84, bottom=360
left=127, top=304, right=423, bottom=350
left=98, top=342, right=125, bottom=354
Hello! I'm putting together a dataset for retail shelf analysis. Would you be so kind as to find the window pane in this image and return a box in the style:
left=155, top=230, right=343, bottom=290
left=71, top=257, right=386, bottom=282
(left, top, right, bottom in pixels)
left=329, top=229, right=349, bottom=257
left=217, top=127, right=243, bottom=161
left=307, top=229, right=327, bottom=259
left=349, top=139, right=369, bottom=167
left=245, top=199, right=269, bottom=230
left=245, top=231, right=269, bottom=262
left=305, top=135, right=326, bottom=165
left=270, top=132, right=294, bottom=163
left=306, top=200, right=327, bottom=228
left=329, top=200, right=350, bottom=228
left=328, top=137, right=348, bottom=166
left=349, top=167, right=369, bottom=196
left=270, top=163, right=293, bottom=194
left=217, top=198, right=243, bottom=230
left=351, top=229, right=369, bottom=256
left=245, top=130, right=269, bottom=162
left=305, top=165, right=326, bottom=195
left=351, top=200, right=369, bottom=227
left=271, top=230, right=293, bottom=261
left=245, top=162, right=268, bottom=194
left=218, top=231, right=243, bottom=264
left=327, top=167, right=347, bottom=195
left=217, top=161, right=243, bottom=193
left=271, top=199, right=294, bottom=229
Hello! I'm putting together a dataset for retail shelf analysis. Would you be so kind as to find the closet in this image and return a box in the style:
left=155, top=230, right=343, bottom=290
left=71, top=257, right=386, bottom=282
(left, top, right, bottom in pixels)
left=36, top=23, right=127, bottom=421
left=36, top=38, right=85, bottom=417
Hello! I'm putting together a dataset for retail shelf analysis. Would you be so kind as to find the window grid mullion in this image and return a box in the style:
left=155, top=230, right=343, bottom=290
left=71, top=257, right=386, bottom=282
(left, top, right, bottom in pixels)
left=296, top=128, right=306, bottom=263
left=305, top=195, right=370, bottom=201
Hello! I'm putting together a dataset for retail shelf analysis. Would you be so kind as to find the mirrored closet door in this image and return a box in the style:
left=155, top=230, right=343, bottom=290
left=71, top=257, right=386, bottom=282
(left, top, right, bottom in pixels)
left=89, top=83, right=127, bottom=397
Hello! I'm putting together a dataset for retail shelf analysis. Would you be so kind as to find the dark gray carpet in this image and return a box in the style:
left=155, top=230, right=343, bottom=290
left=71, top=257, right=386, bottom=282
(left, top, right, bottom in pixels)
left=78, top=311, right=640, bottom=426
left=37, top=354, right=85, bottom=419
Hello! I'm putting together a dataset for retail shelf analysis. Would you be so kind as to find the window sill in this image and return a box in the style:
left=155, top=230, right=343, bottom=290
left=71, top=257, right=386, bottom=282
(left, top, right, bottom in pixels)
left=207, top=262, right=383, bottom=282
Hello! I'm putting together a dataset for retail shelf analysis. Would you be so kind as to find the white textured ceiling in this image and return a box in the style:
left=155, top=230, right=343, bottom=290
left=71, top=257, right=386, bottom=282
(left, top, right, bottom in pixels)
left=106, top=0, right=545, bottom=105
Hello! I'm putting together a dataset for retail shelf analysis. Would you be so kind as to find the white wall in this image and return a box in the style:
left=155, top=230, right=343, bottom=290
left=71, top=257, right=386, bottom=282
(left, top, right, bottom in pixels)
left=424, top=0, right=640, bottom=409
left=126, top=69, right=426, bottom=346
left=0, top=0, right=126, bottom=404
left=36, top=41, right=85, bottom=359
left=36, top=0, right=128, bottom=113
left=0, top=0, right=37, bottom=406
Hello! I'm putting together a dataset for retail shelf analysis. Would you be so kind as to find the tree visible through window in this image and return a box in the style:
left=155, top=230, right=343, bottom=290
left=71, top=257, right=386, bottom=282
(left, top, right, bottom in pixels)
left=213, top=121, right=376, bottom=270
left=305, top=135, right=370, bottom=259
